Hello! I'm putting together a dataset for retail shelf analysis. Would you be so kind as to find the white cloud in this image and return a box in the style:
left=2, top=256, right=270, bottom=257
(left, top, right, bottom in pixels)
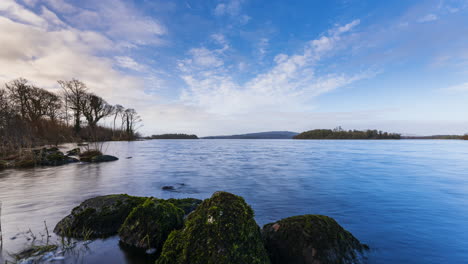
left=114, top=56, right=146, bottom=72
left=0, top=11, right=154, bottom=111
left=418, top=14, right=438, bottom=23
left=446, top=82, right=468, bottom=91
left=178, top=20, right=369, bottom=115
left=0, top=0, right=47, bottom=27
left=214, top=0, right=250, bottom=24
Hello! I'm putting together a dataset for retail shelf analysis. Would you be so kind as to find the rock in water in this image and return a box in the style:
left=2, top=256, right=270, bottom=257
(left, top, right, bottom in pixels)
left=91, top=155, right=119, bottom=163
left=119, top=198, right=184, bottom=251
left=262, top=215, right=369, bottom=264
left=54, top=194, right=146, bottom=238
left=156, top=191, right=270, bottom=264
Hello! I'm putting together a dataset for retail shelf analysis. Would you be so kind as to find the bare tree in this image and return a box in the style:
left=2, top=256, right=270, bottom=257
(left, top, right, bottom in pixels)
left=112, top=104, right=124, bottom=138
left=121, top=108, right=142, bottom=139
left=5, top=78, right=30, bottom=119
left=5, top=79, right=61, bottom=123
left=58, top=79, right=88, bottom=134
left=82, top=93, right=114, bottom=128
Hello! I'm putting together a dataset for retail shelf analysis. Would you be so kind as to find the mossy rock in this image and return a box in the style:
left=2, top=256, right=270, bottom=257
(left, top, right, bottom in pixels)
left=15, top=159, right=36, bottom=168
left=66, top=148, right=81, bottom=156
left=166, top=198, right=202, bottom=215
left=0, top=160, right=8, bottom=169
left=262, top=215, right=369, bottom=264
left=91, top=155, right=119, bottom=163
left=119, top=198, right=184, bottom=251
left=79, top=150, right=103, bottom=162
left=156, top=191, right=270, bottom=264
left=54, top=194, right=146, bottom=238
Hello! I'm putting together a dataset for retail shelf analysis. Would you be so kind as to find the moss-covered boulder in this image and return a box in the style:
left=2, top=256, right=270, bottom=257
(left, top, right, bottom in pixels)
left=262, top=215, right=368, bottom=264
left=54, top=194, right=146, bottom=238
left=156, top=191, right=270, bottom=264
left=0, top=160, right=9, bottom=169
left=119, top=198, right=184, bottom=251
left=166, top=198, right=202, bottom=215
left=15, top=159, right=36, bottom=168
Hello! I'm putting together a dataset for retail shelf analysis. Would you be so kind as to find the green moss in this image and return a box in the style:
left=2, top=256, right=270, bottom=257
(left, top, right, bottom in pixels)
left=119, top=198, right=184, bottom=251
left=262, top=215, right=368, bottom=264
left=15, top=159, right=36, bottom=168
left=156, top=191, right=270, bottom=264
left=0, top=160, right=8, bottom=169
left=79, top=149, right=103, bottom=162
left=166, top=198, right=202, bottom=215
left=54, top=194, right=147, bottom=238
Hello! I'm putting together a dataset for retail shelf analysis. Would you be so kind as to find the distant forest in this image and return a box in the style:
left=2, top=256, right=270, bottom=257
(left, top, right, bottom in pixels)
left=0, top=78, right=141, bottom=156
left=294, top=127, right=401, bottom=140
left=149, top=134, right=198, bottom=139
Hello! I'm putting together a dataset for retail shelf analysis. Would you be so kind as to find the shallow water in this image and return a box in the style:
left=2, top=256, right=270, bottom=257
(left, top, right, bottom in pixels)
left=0, top=140, right=467, bottom=263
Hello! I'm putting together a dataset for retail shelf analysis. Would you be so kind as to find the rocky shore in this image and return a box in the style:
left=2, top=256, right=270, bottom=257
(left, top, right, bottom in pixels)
left=52, top=192, right=368, bottom=264
left=0, top=146, right=118, bottom=170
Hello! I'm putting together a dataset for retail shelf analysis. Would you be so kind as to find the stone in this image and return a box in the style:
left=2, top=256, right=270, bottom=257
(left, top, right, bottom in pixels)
left=156, top=191, right=270, bottom=264
left=118, top=198, right=184, bottom=251
left=262, top=215, right=369, bottom=264
left=54, top=194, right=146, bottom=238
left=91, top=155, right=118, bottom=163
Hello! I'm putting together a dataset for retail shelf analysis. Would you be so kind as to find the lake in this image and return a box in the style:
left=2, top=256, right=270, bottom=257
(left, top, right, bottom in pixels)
left=0, top=140, right=467, bottom=263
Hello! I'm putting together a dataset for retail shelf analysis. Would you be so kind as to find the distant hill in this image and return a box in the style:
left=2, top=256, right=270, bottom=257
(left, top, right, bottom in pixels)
left=149, top=134, right=198, bottom=139
left=202, top=131, right=298, bottom=139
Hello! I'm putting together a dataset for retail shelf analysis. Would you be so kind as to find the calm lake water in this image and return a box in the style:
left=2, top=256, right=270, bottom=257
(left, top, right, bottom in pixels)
left=0, top=140, right=467, bottom=263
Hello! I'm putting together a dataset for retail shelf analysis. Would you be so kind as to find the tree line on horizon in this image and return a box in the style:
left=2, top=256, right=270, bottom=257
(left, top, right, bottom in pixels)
left=0, top=78, right=141, bottom=156
left=294, top=127, right=401, bottom=140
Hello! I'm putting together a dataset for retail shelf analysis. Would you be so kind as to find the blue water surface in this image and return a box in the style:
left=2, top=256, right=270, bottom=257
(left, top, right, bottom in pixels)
left=0, top=140, right=467, bottom=263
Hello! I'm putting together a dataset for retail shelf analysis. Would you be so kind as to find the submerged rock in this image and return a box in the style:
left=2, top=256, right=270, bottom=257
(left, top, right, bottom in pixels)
left=156, top=191, right=270, bottom=264
left=262, top=215, right=369, bottom=264
left=119, top=198, right=184, bottom=251
left=54, top=194, right=146, bottom=238
left=91, top=155, right=118, bottom=163
left=161, top=186, right=175, bottom=191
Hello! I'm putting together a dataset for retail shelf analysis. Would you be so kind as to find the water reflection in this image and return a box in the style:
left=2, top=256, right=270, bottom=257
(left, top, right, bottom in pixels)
left=1, top=140, right=468, bottom=263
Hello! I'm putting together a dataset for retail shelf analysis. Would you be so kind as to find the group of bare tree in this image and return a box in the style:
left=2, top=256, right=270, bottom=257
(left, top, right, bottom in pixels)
left=0, top=78, right=141, bottom=156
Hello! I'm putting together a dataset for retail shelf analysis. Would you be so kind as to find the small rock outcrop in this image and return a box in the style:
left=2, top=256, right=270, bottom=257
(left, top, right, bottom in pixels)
left=156, top=191, right=270, bottom=264
left=54, top=194, right=146, bottom=238
left=118, top=198, right=184, bottom=251
left=79, top=150, right=103, bottom=162
left=262, top=215, right=369, bottom=264
left=66, top=148, right=81, bottom=156
left=91, top=155, right=119, bottom=163
left=33, top=147, right=78, bottom=166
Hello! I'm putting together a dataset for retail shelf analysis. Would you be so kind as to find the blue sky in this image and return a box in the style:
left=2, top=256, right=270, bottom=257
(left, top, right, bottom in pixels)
left=1, top=0, right=467, bottom=136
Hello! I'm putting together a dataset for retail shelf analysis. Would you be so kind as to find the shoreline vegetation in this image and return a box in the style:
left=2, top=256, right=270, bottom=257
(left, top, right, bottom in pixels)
left=11, top=191, right=367, bottom=264
left=147, top=134, right=199, bottom=139
left=294, top=127, right=402, bottom=140
left=0, top=78, right=141, bottom=169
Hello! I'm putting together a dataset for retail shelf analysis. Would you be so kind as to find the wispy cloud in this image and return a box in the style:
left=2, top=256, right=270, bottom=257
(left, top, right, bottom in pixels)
left=418, top=13, right=438, bottom=23
left=178, top=20, right=371, bottom=115
left=446, top=82, right=468, bottom=92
